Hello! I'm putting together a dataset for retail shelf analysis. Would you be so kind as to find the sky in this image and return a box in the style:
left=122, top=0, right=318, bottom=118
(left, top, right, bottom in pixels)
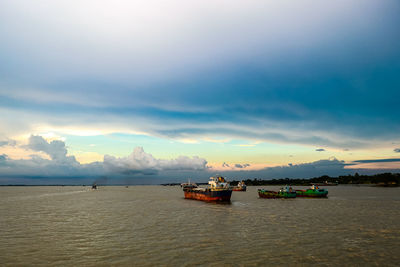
left=1, top=0, right=400, bottom=184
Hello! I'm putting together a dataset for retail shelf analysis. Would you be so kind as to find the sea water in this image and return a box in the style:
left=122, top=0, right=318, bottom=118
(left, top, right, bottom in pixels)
left=1, top=185, right=399, bottom=266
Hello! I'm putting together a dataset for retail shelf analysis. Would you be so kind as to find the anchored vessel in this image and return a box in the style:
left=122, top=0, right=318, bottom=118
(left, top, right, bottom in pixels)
left=296, top=185, right=328, bottom=197
left=182, top=176, right=232, bottom=202
left=258, top=185, right=296, bottom=198
left=180, top=180, right=198, bottom=189
left=313, top=181, right=338, bottom=186
left=233, top=180, right=247, bottom=191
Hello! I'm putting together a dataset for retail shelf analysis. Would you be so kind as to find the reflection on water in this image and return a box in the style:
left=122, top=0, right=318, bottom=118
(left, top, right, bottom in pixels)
left=0, top=185, right=399, bottom=266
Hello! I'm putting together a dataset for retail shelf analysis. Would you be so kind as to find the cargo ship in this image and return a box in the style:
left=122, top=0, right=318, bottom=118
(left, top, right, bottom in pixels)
left=296, top=185, right=328, bottom=197
left=182, top=176, right=232, bottom=202
left=232, top=180, right=246, bottom=191
left=258, top=185, right=296, bottom=198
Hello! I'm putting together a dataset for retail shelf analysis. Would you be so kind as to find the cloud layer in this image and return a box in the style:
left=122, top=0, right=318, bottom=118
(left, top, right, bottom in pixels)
left=104, top=147, right=207, bottom=175
left=0, top=0, right=399, bottom=150
left=0, top=139, right=16, bottom=147
left=0, top=1, right=399, bottom=184
left=353, top=158, right=400, bottom=164
left=0, top=136, right=208, bottom=183
left=1, top=136, right=399, bottom=184
left=27, top=135, right=76, bottom=163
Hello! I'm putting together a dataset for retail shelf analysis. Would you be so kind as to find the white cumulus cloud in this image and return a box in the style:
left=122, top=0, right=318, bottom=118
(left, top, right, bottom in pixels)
left=104, top=147, right=207, bottom=175
left=26, top=135, right=77, bottom=164
left=0, top=136, right=208, bottom=183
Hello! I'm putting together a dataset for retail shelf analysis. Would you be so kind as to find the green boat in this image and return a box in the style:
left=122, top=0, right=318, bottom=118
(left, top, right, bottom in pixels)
left=258, top=186, right=297, bottom=199
left=295, top=185, right=328, bottom=198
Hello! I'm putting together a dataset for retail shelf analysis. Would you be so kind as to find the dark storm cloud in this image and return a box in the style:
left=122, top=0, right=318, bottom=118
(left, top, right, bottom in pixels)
left=234, top=163, right=250, bottom=169
left=353, top=158, right=400, bottom=163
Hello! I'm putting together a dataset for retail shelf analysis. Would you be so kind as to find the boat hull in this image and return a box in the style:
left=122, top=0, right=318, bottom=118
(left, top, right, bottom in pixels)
left=296, top=189, right=328, bottom=198
left=258, top=189, right=296, bottom=199
left=232, top=187, right=246, bottom=192
left=184, top=188, right=232, bottom=202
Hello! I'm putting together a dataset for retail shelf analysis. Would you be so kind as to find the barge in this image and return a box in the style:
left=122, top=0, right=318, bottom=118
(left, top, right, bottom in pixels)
left=296, top=185, right=328, bottom=197
left=258, top=185, right=296, bottom=199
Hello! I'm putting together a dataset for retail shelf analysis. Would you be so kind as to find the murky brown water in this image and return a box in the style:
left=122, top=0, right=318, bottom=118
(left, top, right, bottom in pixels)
left=0, top=185, right=399, bottom=266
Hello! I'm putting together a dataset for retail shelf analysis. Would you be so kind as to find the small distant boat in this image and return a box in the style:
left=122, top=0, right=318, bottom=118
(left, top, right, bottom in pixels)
left=296, top=185, right=328, bottom=198
left=375, top=182, right=398, bottom=187
left=312, top=181, right=338, bottom=186
left=181, top=179, right=198, bottom=189
left=182, top=176, right=232, bottom=202
left=258, top=185, right=296, bottom=198
left=232, top=180, right=247, bottom=191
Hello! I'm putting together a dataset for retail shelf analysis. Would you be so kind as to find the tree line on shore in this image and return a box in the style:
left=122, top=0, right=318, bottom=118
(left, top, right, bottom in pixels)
left=231, top=172, right=400, bottom=186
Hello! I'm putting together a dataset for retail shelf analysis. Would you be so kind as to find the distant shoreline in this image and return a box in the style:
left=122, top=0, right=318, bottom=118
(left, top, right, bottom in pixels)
left=228, top=173, right=399, bottom=187
left=1, top=173, right=398, bottom=187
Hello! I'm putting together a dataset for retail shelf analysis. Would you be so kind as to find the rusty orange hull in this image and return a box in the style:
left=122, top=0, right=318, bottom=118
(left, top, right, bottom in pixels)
left=183, top=188, right=232, bottom=202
